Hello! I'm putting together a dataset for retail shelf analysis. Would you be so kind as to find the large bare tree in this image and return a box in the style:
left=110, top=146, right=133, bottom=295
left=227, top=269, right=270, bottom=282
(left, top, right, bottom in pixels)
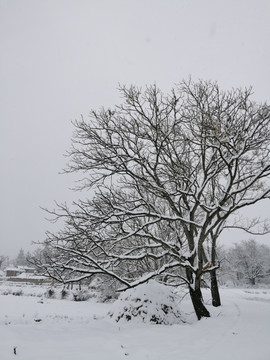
left=37, top=80, right=270, bottom=320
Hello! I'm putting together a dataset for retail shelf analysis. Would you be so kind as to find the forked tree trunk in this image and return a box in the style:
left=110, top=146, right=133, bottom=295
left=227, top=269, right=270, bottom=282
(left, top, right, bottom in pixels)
left=210, top=269, right=221, bottom=307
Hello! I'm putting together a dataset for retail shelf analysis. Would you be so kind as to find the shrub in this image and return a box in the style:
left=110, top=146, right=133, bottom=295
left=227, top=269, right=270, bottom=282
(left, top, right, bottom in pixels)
left=45, top=288, right=55, bottom=298
left=12, top=289, right=23, bottom=296
left=108, top=281, right=184, bottom=325
left=61, top=288, right=70, bottom=299
left=2, top=289, right=11, bottom=296
left=73, top=289, right=91, bottom=301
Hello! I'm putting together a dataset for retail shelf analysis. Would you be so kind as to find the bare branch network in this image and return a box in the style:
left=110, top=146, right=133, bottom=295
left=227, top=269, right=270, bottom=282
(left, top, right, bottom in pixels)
left=34, top=79, right=270, bottom=319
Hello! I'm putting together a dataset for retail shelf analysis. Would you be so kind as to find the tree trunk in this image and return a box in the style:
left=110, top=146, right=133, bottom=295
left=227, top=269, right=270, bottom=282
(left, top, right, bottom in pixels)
left=210, top=269, right=221, bottom=307
left=189, top=286, right=210, bottom=320
left=186, top=268, right=210, bottom=320
left=210, top=234, right=221, bottom=307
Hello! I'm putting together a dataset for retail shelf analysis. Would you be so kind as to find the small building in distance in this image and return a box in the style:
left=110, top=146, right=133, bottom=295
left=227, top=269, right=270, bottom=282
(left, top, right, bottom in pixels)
left=4, top=265, right=50, bottom=285
left=5, top=267, right=23, bottom=278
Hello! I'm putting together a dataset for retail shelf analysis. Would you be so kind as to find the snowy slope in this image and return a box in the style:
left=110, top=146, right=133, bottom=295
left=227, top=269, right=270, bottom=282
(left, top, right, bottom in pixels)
left=0, top=287, right=269, bottom=360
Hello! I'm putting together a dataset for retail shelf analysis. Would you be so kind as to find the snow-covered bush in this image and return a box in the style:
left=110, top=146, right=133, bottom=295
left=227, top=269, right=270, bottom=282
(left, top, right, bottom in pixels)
left=108, top=281, right=184, bottom=325
left=61, top=288, right=70, bottom=299
left=12, top=289, right=23, bottom=296
left=0, top=284, right=45, bottom=297
left=73, top=289, right=91, bottom=301
left=86, top=275, right=120, bottom=303
left=1, top=288, right=12, bottom=296
left=45, top=288, right=56, bottom=299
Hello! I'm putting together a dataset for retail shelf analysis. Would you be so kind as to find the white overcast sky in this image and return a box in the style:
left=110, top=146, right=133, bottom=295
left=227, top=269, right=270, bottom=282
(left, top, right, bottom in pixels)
left=1, top=0, right=270, bottom=258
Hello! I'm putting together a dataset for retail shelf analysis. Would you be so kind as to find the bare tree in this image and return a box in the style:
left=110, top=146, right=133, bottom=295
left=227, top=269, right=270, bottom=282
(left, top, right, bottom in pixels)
left=36, top=80, right=270, bottom=320
left=0, top=255, right=7, bottom=269
left=227, top=239, right=270, bottom=285
left=15, top=248, right=29, bottom=267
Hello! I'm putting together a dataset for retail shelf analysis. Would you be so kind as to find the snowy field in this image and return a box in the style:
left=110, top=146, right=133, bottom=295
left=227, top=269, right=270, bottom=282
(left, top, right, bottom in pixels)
left=0, top=284, right=270, bottom=360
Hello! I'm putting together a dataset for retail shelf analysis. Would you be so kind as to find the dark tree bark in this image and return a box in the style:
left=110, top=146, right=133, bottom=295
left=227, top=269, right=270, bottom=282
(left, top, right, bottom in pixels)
left=186, top=268, right=210, bottom=320
left=209, top=234, right=221, bottom=307
left=189, top=286, right=210, bottom=320
left=210, top=269, right=221, bottom=307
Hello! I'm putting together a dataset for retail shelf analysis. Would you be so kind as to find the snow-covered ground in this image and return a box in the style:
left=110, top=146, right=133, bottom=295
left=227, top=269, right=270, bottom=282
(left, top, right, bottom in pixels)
left=0, top=285, right=270, bottom=360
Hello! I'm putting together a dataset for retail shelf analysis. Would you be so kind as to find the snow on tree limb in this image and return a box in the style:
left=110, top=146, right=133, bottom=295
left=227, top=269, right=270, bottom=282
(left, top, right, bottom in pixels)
left=34, top=79, right=270, bottom=319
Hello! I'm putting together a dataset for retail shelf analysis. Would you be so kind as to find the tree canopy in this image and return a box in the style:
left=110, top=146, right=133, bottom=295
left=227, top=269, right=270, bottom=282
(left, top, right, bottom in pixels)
left=36, top=79, right=270, bottom=319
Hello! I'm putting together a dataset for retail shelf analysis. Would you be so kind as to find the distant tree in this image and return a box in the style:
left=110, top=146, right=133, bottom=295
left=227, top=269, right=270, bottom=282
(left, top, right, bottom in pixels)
left=36, top=80, right=270, bottom=320
left=228, top=240, right=270, bottom=285
left=0, top=255, right=7, bottom=269
left=15, top=248, right=28, bottom=266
